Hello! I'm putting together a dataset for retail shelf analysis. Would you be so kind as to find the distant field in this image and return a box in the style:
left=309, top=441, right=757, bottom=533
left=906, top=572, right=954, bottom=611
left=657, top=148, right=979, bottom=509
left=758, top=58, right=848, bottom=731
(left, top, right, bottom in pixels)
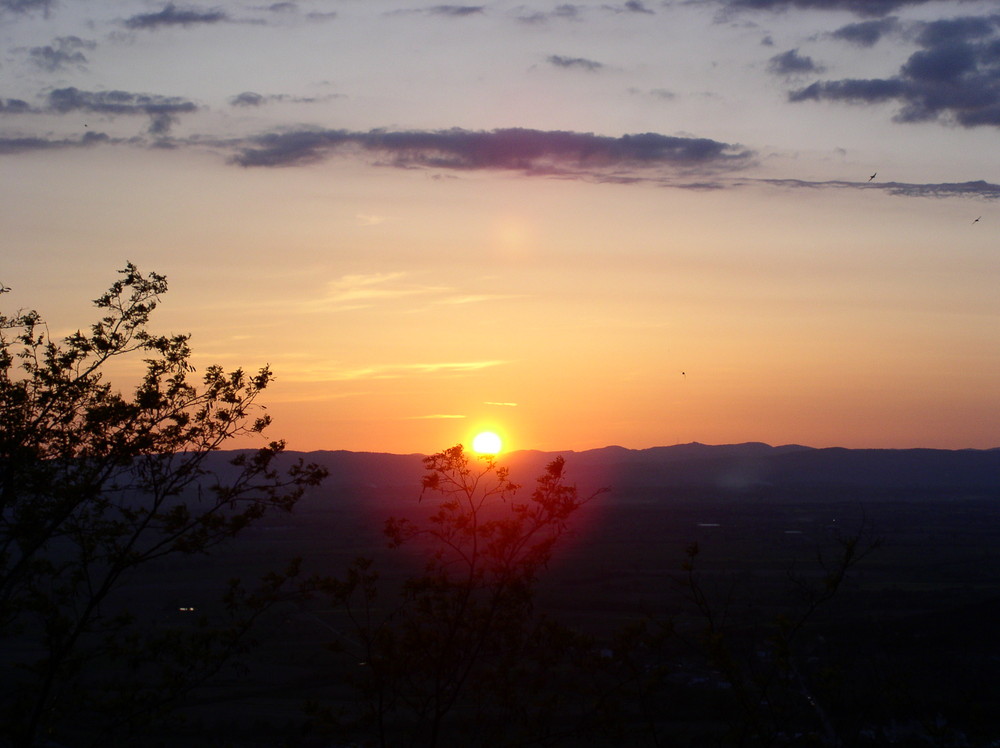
left=110, top=479, right=1000, bottom=745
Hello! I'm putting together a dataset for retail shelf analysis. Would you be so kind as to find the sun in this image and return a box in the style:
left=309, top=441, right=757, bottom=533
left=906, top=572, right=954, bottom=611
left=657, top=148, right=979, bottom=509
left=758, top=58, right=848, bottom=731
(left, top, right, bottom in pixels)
left=471, top=431, right=503, bottom=455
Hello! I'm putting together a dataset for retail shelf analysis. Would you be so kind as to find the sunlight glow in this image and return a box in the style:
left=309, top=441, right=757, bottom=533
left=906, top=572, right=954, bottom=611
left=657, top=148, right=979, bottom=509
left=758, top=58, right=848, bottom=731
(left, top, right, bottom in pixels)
left=472, top=431, right=503, bottom=455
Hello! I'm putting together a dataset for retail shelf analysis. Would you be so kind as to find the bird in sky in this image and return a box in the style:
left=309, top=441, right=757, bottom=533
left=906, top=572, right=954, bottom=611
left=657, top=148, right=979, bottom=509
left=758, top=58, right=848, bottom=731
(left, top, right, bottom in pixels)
left=868, top=172, right=877, bottom=182
left=973, top=216, right=981, bottom=224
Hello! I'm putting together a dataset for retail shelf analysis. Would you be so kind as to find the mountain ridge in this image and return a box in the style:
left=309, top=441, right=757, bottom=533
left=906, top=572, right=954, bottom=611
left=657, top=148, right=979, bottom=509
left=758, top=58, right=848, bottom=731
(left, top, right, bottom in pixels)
left=269, top=442, right=1000, bottom=492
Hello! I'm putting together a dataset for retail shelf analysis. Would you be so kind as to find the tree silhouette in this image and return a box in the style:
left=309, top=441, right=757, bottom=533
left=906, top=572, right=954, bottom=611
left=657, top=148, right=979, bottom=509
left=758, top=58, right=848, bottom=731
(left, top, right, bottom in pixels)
left=0, top=264, right=326, bottom=747
left=319, top=445, right=606, bottom=747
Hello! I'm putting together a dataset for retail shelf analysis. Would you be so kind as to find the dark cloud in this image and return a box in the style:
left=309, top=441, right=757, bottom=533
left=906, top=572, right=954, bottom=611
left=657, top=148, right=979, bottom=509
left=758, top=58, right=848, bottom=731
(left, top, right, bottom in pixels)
left=789, top=78, right=905, bottom=103
left=831, top=18, right=899, bottom=47
left=768, top=48, right=823, bottom=76
left=607, top=0, right=654, bottom=13
left=123, top=3, right=229, bottom=30
left=230, top=91, right=266, bottom=107
left=601, top=1, right=653, bottom=13
left=28, top=36, right=96, bottom=72
left=229, top=127, right=754, bottom=178
left=0, top=98, right=33, bottom=113
left=517, top=4, right=582, bottom=23
left=625, top=1, right=654, bottom=13
left=2, top=88, right=198, bottom=135
left=789, top=15, right=1000, bottom=128
left=515, top=11, right=547, bottom=24
left=917, top=15, right=997, bottom=46
left=231, top=130, right=344, bottom=166
left=305, top=11, right=337, bottom=21
left=47, top=87, right=198, bottom=134
left=884, top=179, right=1000, bottom=199
left=627, top=86, right=678, bottom=102
left=554, top=4, right=581, bottom=18
left=902, top=41, right=978, bottom=83
left=147, top=112, right=174, bottom=135
left=547, top=54, right=604, bottom=71
left=427, top=5, right=484, bottom=16
left=0, top=130, right=109, bottom=155
left=226, top=126, right=1000, bottom=198
left=0, top=0, right=53, bottom=13
left=47, top=87, right=197, bottom=115
left=716, top=0, right=941, bottom=18
left=761, top=177, right=1000, bottom=200
left=228, top=91, right=339, bottom=107
left=386, top=5, right=482, bottom=19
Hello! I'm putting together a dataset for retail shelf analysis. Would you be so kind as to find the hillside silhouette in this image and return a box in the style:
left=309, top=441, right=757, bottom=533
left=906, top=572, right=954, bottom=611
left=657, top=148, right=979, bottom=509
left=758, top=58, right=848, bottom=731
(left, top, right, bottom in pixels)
left=295, top=442, right=1000, bottom=493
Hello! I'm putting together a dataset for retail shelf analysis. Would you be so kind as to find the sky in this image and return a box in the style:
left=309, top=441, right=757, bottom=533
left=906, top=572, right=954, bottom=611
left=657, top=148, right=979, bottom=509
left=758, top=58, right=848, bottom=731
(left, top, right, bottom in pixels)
left=2, top=0, right=999, bottom=454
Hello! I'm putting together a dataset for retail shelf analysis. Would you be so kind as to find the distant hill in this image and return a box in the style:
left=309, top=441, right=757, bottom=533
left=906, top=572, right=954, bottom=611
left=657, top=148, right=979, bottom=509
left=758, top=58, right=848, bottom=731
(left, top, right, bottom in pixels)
left=270, top=443, right=1000, bottom=494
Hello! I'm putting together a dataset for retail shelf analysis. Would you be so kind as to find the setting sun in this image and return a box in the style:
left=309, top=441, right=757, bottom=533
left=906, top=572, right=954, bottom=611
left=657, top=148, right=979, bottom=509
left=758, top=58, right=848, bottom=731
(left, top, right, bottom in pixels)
left=472, top=431, right=503, bottom=455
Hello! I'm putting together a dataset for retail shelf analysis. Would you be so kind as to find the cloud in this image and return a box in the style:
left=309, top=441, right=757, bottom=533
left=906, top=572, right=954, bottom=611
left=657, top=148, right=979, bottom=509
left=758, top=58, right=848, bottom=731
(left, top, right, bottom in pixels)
left=881, top=179, right=1000, bottom=199
left=228, top=90, right=339, bottom=107
left=388, top=5, right=483, bottom=18
left=758, top=177, right=1000, bottom=200
left=0, top=131, right=110, bottom=154
left=228, top=126, right=755, bottom=178
left=123, top=3, right=229, bottom=30
left=28, top=36, right=96, bottom=72
left=603, top=0, right=654, bottom=13
left=222, top=131, right=336, bottom=160
left=323, top=272, right=414, bottom=301
left=435, top=293, right=519, bottom=305
left=310, top=272, right=451, bottom=310
left=624, top=0, right=654, bottom=13
left=230, top=91, right=266, bottom=107
left=516, top=4, right=582, bottom=23
left=484, top=401, right=518, bottom=407
left=515, top=11, right=548, bottom=24
left=715, top=0, right=943, bottom=18
left=0, top=98, right=33, bottom=113
left=407, top=414, right=467, bottom=419
left=554, top=4, right=582, bottom=18
left=301, top=272, right=519, bottom=315
left=1, top=87, right=197, bottom=137
left=46, top=87, right=198, bottom=135
left=547, top=54, right=604, bottom=71
left=401, top=361, right=506, bottom=374
left=768, top=48, right=824, bottom=76
left=917, top=15, right=997, bottom=46
left=789, top=78, right=904, bottom=103
left=48, top=87, right=197, bottom=116
left=0, top=0, right=53, bottom=14
left=627, top=87, right=679, bottom=101
left=329, top=361, right=507, bottom=381
left=831, top=18, right=899, bottom=47
left=427, top=5, right=484, bottom=16
left=788, top=14, right=1000, bottom=128
left=902, top=43, right=978, bottom=83
left=355, top=213, right=391, bottom=226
